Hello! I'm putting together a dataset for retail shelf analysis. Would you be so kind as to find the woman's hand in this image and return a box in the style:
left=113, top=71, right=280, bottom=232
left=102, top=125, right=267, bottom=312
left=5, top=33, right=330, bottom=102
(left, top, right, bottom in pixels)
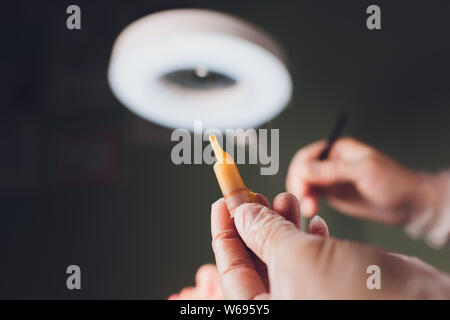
left=211, top=193, right=328, bottom=299
left=286, top=137, right=444, bottom=226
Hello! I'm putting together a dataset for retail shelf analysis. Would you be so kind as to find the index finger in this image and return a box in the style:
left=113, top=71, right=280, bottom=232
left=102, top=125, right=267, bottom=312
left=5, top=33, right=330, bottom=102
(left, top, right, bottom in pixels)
left=211, top=198, right=267, bottom=299
left=286, top=140, right=327, bottom=197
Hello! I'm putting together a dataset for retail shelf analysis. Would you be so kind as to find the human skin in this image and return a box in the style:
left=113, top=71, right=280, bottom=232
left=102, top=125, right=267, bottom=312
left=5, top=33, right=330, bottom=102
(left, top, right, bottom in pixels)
left=171, top=137, right=450, bottom=299
left=285, top=137, right=446, bottom=225
left=169, top=193, right=328, bottom=300
left=210, top=193, right=450, bottom=299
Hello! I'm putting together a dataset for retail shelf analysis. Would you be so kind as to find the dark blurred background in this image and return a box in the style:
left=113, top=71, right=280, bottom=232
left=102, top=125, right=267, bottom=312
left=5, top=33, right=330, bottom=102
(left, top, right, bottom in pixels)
left=1, top=0, right=450, bottom=299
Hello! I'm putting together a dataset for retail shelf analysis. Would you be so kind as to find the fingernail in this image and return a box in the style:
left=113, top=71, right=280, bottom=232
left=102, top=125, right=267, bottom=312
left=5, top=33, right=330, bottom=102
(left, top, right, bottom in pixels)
left=310, top=215, right=324, bottom=225
left=308, top=215, right=329, bottom=237
left=299, top=199, right=308, bottom=216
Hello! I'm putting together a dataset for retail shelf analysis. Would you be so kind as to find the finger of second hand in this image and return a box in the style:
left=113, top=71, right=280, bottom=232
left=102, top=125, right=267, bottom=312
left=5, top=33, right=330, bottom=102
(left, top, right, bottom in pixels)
left=272, top=192, right=302, bottom=230
left=211, top=198, right=267, bottom=299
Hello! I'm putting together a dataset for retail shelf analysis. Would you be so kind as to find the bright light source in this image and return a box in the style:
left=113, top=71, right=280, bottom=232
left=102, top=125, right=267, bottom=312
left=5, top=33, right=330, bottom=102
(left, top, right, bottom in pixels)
left=108, top=9, right=292, bottom=131
left=195, top=66, right=209, bottom=78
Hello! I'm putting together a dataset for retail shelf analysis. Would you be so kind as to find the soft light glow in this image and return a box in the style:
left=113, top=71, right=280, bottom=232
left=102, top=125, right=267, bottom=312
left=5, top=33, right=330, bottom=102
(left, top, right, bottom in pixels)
left=195, top=66, right=209, bottom=78
left=108, top=9, right=293, bottom=131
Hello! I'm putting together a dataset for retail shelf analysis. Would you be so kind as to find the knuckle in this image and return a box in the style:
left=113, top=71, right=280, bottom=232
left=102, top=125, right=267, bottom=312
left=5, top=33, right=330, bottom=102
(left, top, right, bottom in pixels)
left=220, top=259, right=255, bottom=278
left=211, top=228, right=240, bottom=251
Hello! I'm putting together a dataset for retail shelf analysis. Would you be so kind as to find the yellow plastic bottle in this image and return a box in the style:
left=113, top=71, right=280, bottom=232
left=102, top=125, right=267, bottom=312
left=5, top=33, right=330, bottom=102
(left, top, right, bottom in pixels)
left=209, top=135, right=258, bottom=215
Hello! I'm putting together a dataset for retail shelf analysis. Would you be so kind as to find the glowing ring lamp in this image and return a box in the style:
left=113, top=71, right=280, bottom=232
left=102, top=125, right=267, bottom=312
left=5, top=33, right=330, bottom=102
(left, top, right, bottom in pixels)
left=108, top=9, right=292, bottom=131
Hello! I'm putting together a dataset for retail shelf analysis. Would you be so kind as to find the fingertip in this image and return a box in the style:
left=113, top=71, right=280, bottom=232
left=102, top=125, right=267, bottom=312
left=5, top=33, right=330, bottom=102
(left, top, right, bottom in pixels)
left=272, top=192, right=301, bottom=229
left=300, top=197, right=318, bottom=218
left=211, top=197, right=226, bottom=211
left=211, top=197, right=233, bottom=236
left=178, top=287, right=195, bottom=299
left=233, top=203, right=260, bottom=231
left=255, top=193, right=271, bottom=208
left=273, top=191, right=297, bottom=202
left=195, top=264, right=218, bottom=286
left=308, top=215, right=330, bottom=238
left=195, top=264, right=221, bottom=298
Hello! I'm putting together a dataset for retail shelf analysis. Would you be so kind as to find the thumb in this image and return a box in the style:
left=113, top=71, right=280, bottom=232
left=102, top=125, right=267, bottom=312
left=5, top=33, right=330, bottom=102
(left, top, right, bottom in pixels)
left=233, top=203, right=300, bottom=265
left=301, top=159, right=354, bottom=185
